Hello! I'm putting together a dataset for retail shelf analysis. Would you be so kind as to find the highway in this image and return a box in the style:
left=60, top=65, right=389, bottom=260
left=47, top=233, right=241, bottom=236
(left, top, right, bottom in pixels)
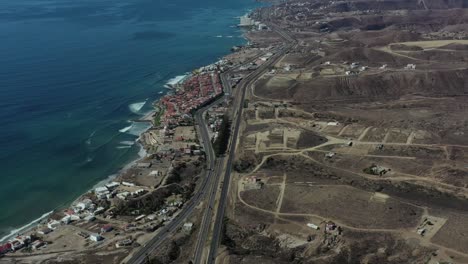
left=205, top=26, right=295, bottom=264
left=126, top=96, right=221, bottom=264
left=128, top=25, right=294, bottom=264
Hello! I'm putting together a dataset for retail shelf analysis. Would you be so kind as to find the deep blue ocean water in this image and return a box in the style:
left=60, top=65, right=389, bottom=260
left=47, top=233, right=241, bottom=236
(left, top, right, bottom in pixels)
left=0, top=0, right=259, bottom=240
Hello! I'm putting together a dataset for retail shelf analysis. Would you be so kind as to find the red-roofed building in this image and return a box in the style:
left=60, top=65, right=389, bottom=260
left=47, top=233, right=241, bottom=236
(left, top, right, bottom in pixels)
left=101, top=224, right=113, bottom=233
left=0, top=243, right=11, bottom=255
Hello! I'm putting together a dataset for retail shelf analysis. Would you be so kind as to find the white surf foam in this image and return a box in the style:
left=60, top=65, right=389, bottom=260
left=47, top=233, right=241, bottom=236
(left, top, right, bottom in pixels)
left=126, top=122, right=152, bottom=137
left=0, top=210, right=53, bottom=243
left=119, top=124, right=133, bottom=133
left=165, top=74, right=188, bottom=88
left=119, top=122, right=151, bottom=137
left=116, top=146, right=132, bottom=149
left=119, top=140, right=135, bottom=146
left=128, top=100, right=147, bottom=114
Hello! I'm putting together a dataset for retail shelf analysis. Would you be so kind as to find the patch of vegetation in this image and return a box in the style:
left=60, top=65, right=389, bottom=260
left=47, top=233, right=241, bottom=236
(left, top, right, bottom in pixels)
left=213, top=114, right=231, bottom=156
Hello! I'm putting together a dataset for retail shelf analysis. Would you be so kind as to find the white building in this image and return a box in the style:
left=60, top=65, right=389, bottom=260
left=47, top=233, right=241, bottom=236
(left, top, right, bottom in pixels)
left=47, top=220, right=60, bottom=230
left=239, top=15, right=255, bottom=27
left=89, top=233, right=103, bottom=242
left=105, top=182, right=120, bottom=190
left=307, top=223, right=319, bottom=230
left=122, top=182, right=135, bottom=187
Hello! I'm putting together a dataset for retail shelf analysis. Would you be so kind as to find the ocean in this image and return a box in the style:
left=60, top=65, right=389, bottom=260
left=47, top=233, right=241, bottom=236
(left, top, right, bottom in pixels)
left=0, top=0, right=259, bottom=240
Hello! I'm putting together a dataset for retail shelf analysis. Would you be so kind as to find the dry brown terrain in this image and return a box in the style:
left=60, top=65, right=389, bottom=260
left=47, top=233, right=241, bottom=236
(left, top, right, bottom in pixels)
left=224, top=0, right=468, bottom=263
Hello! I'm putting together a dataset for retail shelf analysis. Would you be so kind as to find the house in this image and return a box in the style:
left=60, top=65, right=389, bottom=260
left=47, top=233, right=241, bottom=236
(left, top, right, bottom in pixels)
left=327, top=121, right=339, bottom=126
left=47, top=220, right=60, bottom=230
left=417, top=228, right=426, bottom=236
left=94, top=207, right=105, bottom=215
left=122, top=182, right=135, bottom=187
left=38, top=228, right=53, bottom=235
left=31, top=240, right=45, bottom=250
left=8, top=236, right=30, bottom=251
left=135, top=215, right=146, bottom=222
left=84, top=215, right=96, bottom=222
left=147, top=214, right=157, bottom=221
left=115, top=239, right=133, bottom=248
left=105, top=182, right=120, bottom=190
left=117, top=191, right=130, bottom=200
left=9, top=240, right=24, bottom=251
left=101, top=225, right=113, bottom=233
left=94, top=186, right=108, bottom=194
left=61, top=215, right=72, bottom=224
left=77, top=232, right=89, bottom=239
left=183, top=222, right=194, bottom=232
left=307, top=223, right=319, bottom=230
left=136, top=162, right=152, bottom=168
left=0, top=243, right=12, bottom=255
left=89, top=233, right=103, bottom=242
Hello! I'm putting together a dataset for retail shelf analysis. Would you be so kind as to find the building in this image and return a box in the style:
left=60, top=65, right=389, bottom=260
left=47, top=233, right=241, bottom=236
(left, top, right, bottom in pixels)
left=122, top=181, right=135, bottom=187
left=38, top=228, right=53, bottom=235
left=31, top=240, right=45, bottom=250
left=94, top=186, right=108, bottom=194
left=101, top=225, right=113, bottom=233
left=89, top=233, right=103, bottom=242
left=47, top=220, right=60, bottom=230
left=239, top=15, right=255, bottom=27
left=307, top=223, right=319, bottom=230
left=84, top=215, right=96, bottom=222
left=183, top=222, right=194, bottom=232
left=137, top=162, right=152, bottom=168
left=105, top=182, right=120, bottom=190
left=115, top=239, right=133, bottom=248
left=135, top=215, right=146, bottom=222
left=0, top=243, right=11, bottom=255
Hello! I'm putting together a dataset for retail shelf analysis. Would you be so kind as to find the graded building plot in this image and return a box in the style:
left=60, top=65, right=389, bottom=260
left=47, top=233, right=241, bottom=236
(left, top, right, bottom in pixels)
left=394, top=39, right=468, bottom=49
left=368, top=145, right=446, bottom=159
left=411, top=130, right=440, bottom=144
left=362, top=127, right=389, bottom=142
left=254, top=74, right=299, bottom=101
left=431, top=165, right=468, bottom=188
left=385, top=128, right=411, bottom=143
left=280, top=185, right=423, bottom=229
left=320, top=123, right=345, bottom=135
left=307, top=150, right=433, bottom=177
left=296, top=130, right=327, bottom=149
left=340, top=124, right=367, bottom=139
left=415, top=215, right=447, bottom=240
left=430, top=214, right=468, bottom=253
left=370, top=192, right=389, bottom=203
left=240, top=185, right=280, bottom=212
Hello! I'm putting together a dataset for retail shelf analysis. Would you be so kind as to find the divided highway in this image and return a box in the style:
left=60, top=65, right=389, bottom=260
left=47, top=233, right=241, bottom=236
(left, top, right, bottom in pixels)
left=205, top=27, right=295, bottom=264
left=127, top=98, right=220, bottom=264
left=128, top=25, right=294, bottom=264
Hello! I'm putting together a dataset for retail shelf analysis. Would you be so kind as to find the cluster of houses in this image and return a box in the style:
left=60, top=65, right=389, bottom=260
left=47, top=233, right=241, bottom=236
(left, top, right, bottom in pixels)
left=94, top=181, right=147, bottom=201
left=160, top=71, right=223, bottom=126
left=0, top=235, right=36, bottom=255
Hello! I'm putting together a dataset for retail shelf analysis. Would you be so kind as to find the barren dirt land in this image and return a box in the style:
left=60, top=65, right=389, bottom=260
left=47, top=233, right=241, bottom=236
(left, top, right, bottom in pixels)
left=224, top=0, right=468, bottom=263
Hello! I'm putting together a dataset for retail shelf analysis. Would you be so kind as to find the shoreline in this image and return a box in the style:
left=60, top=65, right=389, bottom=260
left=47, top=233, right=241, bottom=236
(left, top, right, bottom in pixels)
left=0, top=31, right=250, bottom=243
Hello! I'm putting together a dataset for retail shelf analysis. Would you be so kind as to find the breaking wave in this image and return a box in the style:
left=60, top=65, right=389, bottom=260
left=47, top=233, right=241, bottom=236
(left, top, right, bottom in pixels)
left=118, top=122, right=151, bottom=137
left=119, top=125, right=133, bottom=133
left=0, top=210, right=53, bottom=243
left=128, top=100, right=147, bottom=114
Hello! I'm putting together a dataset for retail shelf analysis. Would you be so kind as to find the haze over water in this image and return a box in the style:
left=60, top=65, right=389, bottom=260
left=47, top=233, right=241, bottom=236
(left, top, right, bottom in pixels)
left=0, top=0, right=258, bottom=239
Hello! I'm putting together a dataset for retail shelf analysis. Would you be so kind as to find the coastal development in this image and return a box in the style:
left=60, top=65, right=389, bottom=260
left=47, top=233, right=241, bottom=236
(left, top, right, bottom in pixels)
left=2, top=0, right=468, bottom=263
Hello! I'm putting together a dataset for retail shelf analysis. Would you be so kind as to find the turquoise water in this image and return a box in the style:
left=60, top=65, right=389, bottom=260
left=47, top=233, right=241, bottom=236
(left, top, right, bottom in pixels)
left=0, top=0, right=259, bottom=239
